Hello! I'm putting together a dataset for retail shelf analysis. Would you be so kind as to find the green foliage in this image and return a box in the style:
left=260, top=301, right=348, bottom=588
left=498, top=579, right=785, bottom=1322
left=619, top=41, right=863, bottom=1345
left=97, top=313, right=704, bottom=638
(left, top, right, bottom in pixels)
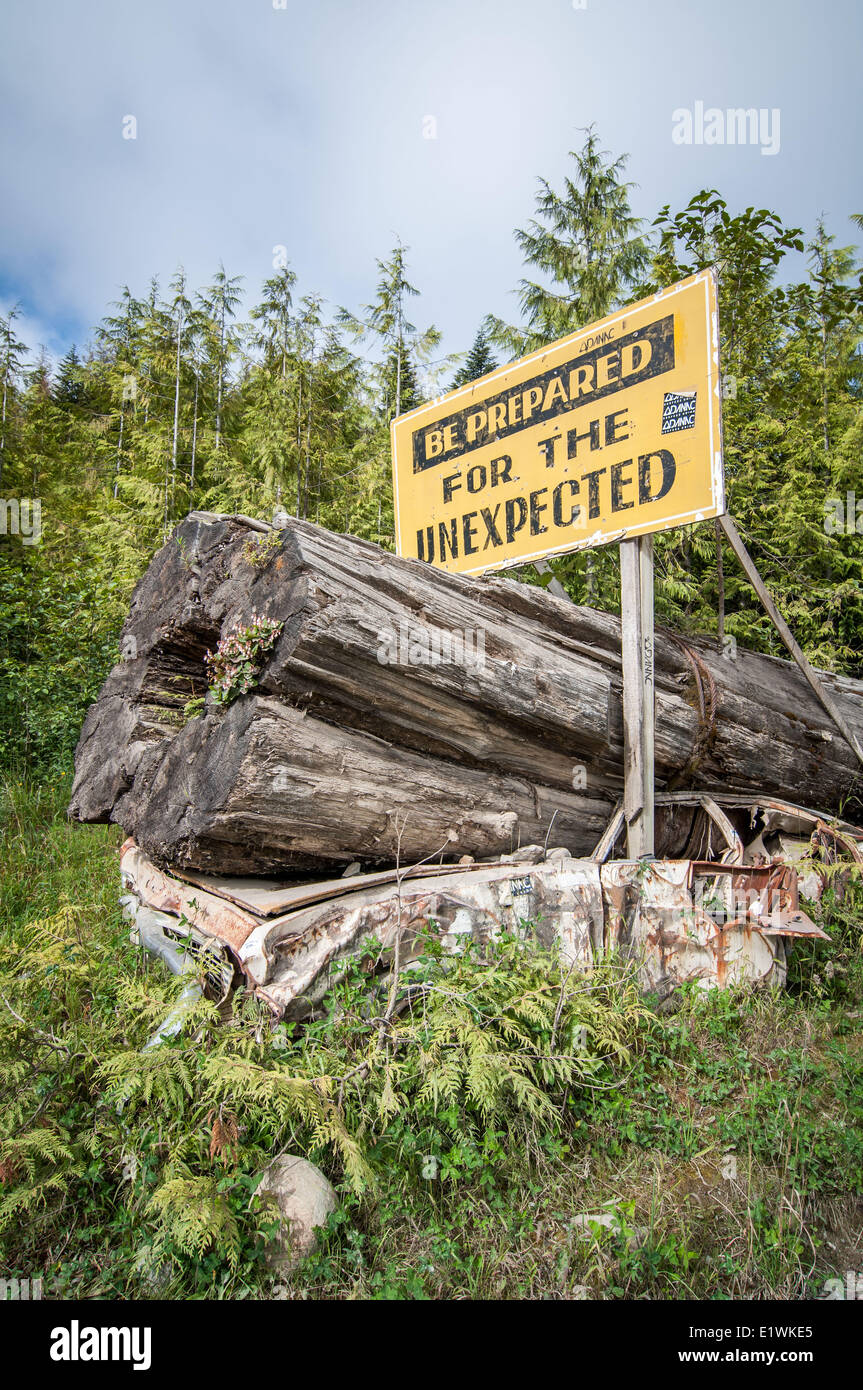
left=2, top=783, right=861, bottom=1299
left=302, top=928, right=653, bottom=1179
left=520, top=188, right=863, bottom=660
left=1, top=160, right=862, bottom=780
left=204, top=613, right=283, bottom=705
left=488, top=125, right=649, bottom=356
left=241, top=530, right=280, bottom=568
left=451, top=326, right=498, bottom=388
left=1, top=141, right=863, bottom=1299
left=0, top=780, right=654, bottom=1296
left=340, top=241, right=444, bottom=422
left=636, top=191, right=863, bottom=665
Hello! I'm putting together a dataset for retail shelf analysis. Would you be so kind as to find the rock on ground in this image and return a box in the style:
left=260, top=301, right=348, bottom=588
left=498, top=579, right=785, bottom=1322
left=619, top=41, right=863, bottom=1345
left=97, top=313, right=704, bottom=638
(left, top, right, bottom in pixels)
left=254, top=1153, right=337, bottom=1273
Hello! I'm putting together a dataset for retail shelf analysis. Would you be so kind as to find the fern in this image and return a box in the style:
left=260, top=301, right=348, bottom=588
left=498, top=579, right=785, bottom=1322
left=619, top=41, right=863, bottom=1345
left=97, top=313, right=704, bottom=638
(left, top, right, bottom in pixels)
left=0, top=850, right=655, bottom=1290
left=149, top=1170, right=242, bottom=1270
left=0, top=1129, right=79, bottom=1231
left=199, top=1055, right=372, bottom=1194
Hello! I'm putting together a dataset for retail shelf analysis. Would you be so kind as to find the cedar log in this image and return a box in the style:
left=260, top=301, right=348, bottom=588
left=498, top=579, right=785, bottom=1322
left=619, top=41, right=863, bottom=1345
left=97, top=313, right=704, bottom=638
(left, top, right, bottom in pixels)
left=69, top=512, right=863, bottom=874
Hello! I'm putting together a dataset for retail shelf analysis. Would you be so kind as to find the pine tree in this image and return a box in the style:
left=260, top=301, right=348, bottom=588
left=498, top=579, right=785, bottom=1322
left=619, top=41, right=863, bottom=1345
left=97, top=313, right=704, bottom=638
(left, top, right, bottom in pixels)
left=805, top=218, right=861, bottom=452
left=53, top=346, right=85, bottom=406
left=342, top=242, right=441, bottom=421
left=250, top=265, right=297, bottom=381
left=0, top=305, right=26, bottom=489
left=489, top=127, right=648, bottom=359
left=198, top=264, right=243, bottom=450
left=294, top=294, right=325, bottom=518
left=245, top=266, right=299, bottom=511
left=383, top=343, right=419, bottom=414
left=166, top=269, right=192, bottom=529
left=451, top=326, right=497, bottom=388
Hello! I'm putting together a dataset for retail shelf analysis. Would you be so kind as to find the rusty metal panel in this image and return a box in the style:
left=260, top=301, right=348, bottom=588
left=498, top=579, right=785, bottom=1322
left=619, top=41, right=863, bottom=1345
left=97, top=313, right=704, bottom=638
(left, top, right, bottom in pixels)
left=690, top=861, right=830, bottom=939
left=120, top=842, right=258, bottom=953
left=249, top=860, right=603, bottom=1015
left=600, top=860, right=789, bottom=995
left=122, top=838, right=831, bottom=1017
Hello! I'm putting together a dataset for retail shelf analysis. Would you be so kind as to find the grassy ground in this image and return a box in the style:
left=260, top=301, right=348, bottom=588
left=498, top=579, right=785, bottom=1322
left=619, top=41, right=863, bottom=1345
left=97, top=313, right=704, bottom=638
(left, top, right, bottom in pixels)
left=0, top=773, right=861, bottom=1301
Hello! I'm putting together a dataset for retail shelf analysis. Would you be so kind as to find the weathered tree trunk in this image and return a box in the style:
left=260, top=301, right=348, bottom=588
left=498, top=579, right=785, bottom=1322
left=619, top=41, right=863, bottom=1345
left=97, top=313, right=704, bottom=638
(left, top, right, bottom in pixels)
left=69, top=511, right=863, bottom=875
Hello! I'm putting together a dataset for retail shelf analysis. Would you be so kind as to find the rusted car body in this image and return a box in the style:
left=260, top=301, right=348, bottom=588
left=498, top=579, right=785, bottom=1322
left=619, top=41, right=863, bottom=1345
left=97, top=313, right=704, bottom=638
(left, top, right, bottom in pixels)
left=120, top=791, right=854, bottom=1018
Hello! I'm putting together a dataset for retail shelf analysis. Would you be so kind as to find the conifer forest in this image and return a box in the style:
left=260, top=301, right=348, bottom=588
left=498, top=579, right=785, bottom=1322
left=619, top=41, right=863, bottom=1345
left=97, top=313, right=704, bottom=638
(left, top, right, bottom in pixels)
left=1, top=0, right=862, bottom=1332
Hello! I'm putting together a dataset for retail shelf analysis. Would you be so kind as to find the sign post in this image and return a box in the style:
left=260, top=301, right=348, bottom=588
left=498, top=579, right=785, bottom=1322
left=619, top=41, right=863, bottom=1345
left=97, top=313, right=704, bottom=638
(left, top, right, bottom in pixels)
left=620, top=534, right=655, bottom=857
left=391, top=269, right=724, bottom=861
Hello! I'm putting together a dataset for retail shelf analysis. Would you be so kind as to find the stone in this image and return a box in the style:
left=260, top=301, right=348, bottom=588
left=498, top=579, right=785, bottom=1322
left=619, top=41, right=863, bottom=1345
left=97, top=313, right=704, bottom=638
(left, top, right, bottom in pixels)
left=254, top=1154, right=337, bottom=1272
left=500, top=844, right=545, bottom=865
left=546, top=846, right=573, bottom=862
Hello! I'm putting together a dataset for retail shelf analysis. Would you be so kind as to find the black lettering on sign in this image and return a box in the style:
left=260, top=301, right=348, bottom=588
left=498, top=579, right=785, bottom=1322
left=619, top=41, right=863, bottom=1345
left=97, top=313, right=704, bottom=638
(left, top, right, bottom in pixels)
left=480, top=503, right=503, bottom=549
left=415, top=447, right=680, bottom=563
left=638, top=450, right=676, bottom=505
left=413, top=315, right=676, bottom=472
left=661, top=390, right=697, bottom=434
left=505, top=496, right=527, bottom=542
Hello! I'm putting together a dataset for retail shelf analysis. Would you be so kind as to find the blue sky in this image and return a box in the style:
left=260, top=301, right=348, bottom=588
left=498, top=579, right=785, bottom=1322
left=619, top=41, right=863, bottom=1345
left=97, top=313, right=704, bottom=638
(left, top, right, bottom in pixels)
left=1, top=0, right=861, bottom=367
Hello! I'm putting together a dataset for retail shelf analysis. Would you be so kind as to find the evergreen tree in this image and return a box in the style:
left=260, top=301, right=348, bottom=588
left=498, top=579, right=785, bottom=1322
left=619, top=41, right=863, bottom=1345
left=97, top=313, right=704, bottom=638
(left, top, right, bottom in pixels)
left=166, top=268, right=193, bottom=529
left=0, top=305, right=26, bottom=489
left=250, top=265, right=297, bottom=381
left=1, top=169, right=862, bottom=774
left=341, top=242, right=441, bottom=420
left=489, top=127, right=648, bottom=358
left=451, top=326, right=497, bottom=388
left=198, top=264, right=243, bottom=449
left=647, top=193, right=863, bottom=669
left=383, top=343, right=420, bottom=414
left=805, top=218, right=862, bottom=452
left=53, top=346, right=85, bottom=406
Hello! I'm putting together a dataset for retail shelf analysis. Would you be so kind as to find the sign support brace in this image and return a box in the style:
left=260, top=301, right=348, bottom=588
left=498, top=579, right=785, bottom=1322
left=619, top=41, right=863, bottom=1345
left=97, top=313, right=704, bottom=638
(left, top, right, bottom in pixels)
left=718, top=513, right=863, bottom=768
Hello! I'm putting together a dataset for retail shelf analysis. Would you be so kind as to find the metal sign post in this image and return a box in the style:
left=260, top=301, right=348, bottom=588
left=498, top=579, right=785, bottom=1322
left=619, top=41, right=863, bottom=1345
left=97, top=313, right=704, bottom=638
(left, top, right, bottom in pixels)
left=621, top=534, right=655, bottom=857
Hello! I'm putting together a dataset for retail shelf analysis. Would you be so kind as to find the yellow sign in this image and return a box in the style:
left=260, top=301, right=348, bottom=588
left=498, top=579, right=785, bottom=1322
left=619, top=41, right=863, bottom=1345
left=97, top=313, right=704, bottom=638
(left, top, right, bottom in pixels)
left=391, top=271, right=724, bottom=575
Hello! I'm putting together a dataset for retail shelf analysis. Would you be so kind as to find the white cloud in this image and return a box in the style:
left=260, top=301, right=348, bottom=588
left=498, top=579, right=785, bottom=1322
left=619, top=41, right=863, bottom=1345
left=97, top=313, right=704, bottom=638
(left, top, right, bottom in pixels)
left=0, top=0, right=860, bottom=362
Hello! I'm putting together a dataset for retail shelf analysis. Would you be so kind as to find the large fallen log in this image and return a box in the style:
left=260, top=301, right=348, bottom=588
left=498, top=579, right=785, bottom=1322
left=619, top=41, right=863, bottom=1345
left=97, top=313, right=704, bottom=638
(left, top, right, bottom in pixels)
left=69, top=511, right=863, bottom=874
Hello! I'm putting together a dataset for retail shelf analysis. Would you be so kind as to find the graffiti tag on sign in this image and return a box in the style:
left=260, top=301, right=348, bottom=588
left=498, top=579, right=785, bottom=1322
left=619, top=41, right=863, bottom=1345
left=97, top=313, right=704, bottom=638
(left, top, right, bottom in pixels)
left=661, top=390, right=697, bottom=434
